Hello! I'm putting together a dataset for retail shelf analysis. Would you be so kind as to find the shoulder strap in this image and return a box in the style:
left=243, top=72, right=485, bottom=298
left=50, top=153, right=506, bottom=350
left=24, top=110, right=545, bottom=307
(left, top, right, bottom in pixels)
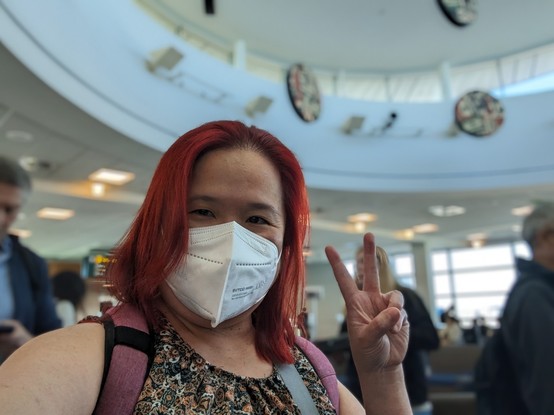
left=276, top=363, right=319, bottom=414
left=93, top=304, right=154, bottom=415
left=91, top=312, right=338, bottom=413
left=295, top=335, right=340, bottom=411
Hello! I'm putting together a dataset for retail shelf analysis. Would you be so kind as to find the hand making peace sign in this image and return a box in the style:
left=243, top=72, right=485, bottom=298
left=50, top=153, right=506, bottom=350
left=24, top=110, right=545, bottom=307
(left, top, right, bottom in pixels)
left=325, top=232, right=409, bottom=374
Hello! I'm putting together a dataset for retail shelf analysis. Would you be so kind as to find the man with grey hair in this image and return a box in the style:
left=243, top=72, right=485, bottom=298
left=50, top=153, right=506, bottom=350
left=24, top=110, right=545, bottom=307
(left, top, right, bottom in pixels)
left=482, top=202, right=554, bottom=414
left=0, top=156, right=61, bottom=361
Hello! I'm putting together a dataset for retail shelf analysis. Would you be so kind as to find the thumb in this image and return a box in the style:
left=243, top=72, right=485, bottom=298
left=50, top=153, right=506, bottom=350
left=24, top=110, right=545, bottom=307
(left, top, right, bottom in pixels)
left=369, top=307, right=402, bottom=337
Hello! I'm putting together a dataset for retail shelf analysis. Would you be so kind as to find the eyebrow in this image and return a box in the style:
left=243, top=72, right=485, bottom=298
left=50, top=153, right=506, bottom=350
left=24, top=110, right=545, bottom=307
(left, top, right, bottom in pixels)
left=188, top=195, right=282, bottom=217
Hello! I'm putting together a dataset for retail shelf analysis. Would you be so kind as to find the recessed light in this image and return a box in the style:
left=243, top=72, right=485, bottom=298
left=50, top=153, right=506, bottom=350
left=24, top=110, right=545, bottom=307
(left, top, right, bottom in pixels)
left=511, top=205, right=534, bottom=217
left=394, top=229, right=415, bottom=240
left=352, top=222, right=367, bottom=233
left=428, top=205, right=466, bottom=217
left=467, top=232, right=487, bottom=240
left=347, top=212, right=377, bottom=223
left=88, top=168, right=135, bottom=185
left=36, top=207, right=75, bottom=220
left=5, top=130, right=34, bottom=143
left=412, top=223, right=439, bottom=233
left=470, top=239, right=485, bottom=248
left=91, top=182, right=106, bottom=197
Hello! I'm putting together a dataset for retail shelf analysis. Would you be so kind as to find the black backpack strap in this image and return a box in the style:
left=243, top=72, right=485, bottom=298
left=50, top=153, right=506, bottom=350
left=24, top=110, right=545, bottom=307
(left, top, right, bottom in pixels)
left=99, top=316, right=116, bottom=397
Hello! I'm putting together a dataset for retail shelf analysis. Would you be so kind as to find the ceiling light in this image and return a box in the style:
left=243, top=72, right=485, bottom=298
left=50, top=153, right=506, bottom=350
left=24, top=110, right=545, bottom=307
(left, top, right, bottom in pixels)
left=470, top=239, right=485, bottom=249
left=467, top=232, right=487, bottom=240
left=347, top=212, right=377, bottom=223
left=91, top=182, right=106, bottom=197
left=394, top=229, right=415, bottom=240
left=511, top=205, right=534, bottom=217
left=466, top=232, right=486, bottom=249
left=352, top=222, right=367, bottom=233
left=245, top=96, right=273, bottom=117
left=37, top=207, right=75, bottom=220
left=10, top=228, right=32, bottom=238
left=412, top=223, right=439, bottom=233
left=342, top=116, right=365, bottom=135
left=5, top=130, right=34, bottom=143
left=88, top=168, right=135, bottom=185
left=428, top=205, right=466, bottom=217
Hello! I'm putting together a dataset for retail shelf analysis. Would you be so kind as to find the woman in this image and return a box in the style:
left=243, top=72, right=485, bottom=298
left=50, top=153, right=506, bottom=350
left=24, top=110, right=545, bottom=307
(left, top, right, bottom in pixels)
left=348, top=245, right=439, bottom=414
left=0, top=121, right=410, bottom=414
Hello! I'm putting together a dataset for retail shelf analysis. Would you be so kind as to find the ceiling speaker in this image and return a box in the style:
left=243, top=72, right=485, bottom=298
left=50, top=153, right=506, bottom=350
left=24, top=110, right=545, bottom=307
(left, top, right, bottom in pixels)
left=146, top=47, right=184, bottom=72
left=341, top=116, right=365, bottom=134
left=245, top=96, right=273, bottom=117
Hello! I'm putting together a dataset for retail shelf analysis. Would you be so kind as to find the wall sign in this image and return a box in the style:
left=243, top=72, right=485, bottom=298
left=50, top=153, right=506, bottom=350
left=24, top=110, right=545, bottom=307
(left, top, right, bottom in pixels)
left=437, top=0, right=478, bottom=27
left=454, top=90, right=504, bottom=137
left=286, top=63, right=321, bottom=122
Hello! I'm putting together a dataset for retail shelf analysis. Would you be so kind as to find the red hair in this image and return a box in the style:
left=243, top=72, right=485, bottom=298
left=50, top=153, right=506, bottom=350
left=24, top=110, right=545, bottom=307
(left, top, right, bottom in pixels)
left=106, top=120, right=309, bottom=363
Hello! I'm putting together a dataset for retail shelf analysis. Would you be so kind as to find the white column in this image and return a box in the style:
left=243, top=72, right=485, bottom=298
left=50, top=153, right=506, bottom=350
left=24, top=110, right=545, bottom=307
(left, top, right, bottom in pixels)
left=233, top=40, right=246, bottom=70
left=439, top=61, right=453, bottom=101
left=411, top=241, right=438, bottom=322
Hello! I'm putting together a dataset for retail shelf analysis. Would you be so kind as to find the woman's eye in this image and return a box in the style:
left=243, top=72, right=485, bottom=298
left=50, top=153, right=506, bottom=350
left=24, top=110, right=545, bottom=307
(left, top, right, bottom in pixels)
left=190, top=209, right=214, bottom=217
left=247, top=216, right=269, bottom=225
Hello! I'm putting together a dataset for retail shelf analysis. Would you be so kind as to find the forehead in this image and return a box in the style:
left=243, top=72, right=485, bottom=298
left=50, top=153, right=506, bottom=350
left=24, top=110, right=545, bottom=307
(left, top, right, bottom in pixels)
left=0, top=183, right=25, bottom=206
left=190, top=148, right=284, bottom=205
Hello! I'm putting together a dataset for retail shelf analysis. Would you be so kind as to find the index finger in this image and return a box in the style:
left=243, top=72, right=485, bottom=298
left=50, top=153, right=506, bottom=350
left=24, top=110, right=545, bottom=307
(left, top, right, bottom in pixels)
left=362, top=232, right=381, bottom=295
left=324, top=245, right=358, bottom=301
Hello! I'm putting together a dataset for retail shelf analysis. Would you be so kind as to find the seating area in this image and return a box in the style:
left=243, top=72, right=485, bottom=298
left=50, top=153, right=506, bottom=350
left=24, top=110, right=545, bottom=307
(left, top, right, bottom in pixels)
left=315, top=336, right=484, bottom=414
left=427, top=344, right=483, bottom=415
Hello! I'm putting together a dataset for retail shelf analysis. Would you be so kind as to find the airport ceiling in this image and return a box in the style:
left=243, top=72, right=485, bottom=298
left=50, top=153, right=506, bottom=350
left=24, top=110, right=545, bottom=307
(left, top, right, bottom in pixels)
left=1, top=1, right=554, bottom=264
left=138, top=0, right=554, bottom=72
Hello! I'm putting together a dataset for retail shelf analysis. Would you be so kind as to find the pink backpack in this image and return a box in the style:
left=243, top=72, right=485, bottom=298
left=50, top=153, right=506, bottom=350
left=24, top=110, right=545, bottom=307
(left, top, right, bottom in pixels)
left=89, top=303, right=339, bottom=414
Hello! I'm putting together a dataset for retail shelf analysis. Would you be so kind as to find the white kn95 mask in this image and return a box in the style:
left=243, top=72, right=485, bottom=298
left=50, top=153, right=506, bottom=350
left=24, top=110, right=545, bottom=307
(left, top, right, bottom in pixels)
left=166, top=221, right=280, bottom=327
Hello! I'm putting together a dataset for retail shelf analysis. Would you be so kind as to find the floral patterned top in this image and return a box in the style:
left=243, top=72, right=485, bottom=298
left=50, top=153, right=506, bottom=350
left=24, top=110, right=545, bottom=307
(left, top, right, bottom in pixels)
left=133, top=319, right=337, bottom=414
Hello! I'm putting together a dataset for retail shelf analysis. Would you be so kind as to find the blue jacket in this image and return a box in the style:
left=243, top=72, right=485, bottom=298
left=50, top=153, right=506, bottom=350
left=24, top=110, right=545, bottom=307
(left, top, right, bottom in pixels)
left=8, top=235, right=61, bottom=335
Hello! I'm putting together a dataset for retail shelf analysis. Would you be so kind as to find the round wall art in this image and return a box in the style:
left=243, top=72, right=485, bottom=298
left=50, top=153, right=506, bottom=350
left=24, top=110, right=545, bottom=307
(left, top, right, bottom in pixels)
left=437, top=0, right=478, bottom=27
left=286, top=63, right=321, bottom=122
left=454, top=90, right=504, bottom=137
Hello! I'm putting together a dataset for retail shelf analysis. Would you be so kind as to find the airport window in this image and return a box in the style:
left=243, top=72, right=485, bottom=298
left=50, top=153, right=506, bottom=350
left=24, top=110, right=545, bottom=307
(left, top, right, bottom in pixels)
left=391, top=254, right=416, bottom=289
left=449, top=245, right=514, bottom=270
left=390, top=241, right=529, bottom=327
left=431, top=241, right=527, bottom=327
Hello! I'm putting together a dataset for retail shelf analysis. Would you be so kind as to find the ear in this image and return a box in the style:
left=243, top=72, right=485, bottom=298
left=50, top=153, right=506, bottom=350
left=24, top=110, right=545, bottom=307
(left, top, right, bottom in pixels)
left=533, top=228, right=554, bottom=252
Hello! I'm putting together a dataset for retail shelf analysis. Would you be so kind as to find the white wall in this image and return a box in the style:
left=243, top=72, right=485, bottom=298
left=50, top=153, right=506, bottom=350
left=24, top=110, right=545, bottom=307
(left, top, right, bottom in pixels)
left=305, top=262, right=346, bottom=340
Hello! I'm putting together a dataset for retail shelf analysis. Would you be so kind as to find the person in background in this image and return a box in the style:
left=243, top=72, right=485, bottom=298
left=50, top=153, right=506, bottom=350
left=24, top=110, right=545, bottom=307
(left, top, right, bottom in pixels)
left=0, top=156, right=61, bottom=362
left=0, top=120, right=411, bottom=414
left=499, top=202, right=554, bottom=413
left=439, top=307, right=463, bottom=346
left=51, top=270, right=87, bottom=327
left=345, top=245, right=439, bottom=414
left=468, top=316, right=491, bottom=345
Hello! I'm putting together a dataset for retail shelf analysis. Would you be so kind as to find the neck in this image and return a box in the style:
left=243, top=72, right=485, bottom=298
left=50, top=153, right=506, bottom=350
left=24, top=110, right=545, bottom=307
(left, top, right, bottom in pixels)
left=156, top=300, right=272, bottom=377
left=533, top=255, right=554, bottom=272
